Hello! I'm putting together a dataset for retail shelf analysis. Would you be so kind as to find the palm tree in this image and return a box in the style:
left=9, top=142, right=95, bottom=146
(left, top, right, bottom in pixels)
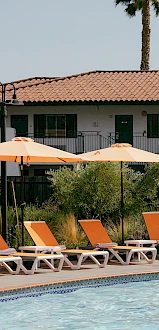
left=115, top=0, right=159, bottom=71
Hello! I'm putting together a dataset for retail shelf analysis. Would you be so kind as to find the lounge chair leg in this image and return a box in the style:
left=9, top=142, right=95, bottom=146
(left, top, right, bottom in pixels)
left=76, top=254, right=84, bottom=269
left=109, top=248, right=157, bottom=265
left=20, top=258, right=38, bottom=275
left=89, top=254, right=109, bottom=268
left=20, top=255, right=65, bottom=274
left=109, top=248, right=127, bottom=265
left=139, top=250, right=157, bottom=264
left=1, top=259, right=22, bottom=275
left=43, top=256, right=64, bottom=272
left=63, top=255, right=78, bottom=270
left=76, top=252, right=110, bottom=269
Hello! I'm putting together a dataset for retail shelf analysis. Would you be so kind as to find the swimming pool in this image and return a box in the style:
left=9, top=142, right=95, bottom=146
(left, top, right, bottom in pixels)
left=0, top=279, right=159, bottom=330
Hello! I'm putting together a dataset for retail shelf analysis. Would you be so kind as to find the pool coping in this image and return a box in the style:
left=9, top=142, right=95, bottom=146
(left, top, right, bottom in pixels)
left=1, top=270, right=159, bottom=294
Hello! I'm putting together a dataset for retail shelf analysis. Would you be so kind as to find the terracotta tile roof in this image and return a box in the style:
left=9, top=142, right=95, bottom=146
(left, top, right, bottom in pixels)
left=4, top=70, right=159, bottom=103
left=6, top=76, right=56, bottom=90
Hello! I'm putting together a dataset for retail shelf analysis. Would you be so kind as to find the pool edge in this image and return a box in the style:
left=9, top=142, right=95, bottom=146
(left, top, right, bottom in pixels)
left=1, top=270, right=159, bottom=294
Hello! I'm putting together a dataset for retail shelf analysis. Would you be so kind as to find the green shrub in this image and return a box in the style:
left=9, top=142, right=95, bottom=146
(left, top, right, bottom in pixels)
left=2, top=163, right=159, bottom=248
left=49, top=162, right=123, bottom=220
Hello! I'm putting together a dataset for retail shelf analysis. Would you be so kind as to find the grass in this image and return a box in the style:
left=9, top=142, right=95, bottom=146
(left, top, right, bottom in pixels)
left=54, top=213, right=88, bottom=247
left=106, top=215, right=149, bottom=245
left=0, top=204, right=149, bottom=248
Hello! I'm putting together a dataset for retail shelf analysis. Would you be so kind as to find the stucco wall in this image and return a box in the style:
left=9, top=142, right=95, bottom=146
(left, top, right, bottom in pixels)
left=0, top=127, right=20, bottom=176
left=6, top=103, right=159, bottom=138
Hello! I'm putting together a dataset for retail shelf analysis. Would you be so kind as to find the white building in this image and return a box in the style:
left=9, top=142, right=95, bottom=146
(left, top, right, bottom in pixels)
left=4, top=70, right=159, bottom=175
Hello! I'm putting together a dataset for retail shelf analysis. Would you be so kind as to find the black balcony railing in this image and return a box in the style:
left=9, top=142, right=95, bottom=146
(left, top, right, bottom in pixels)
left=107, top=133, right=159, bottom=154
left=26, top=132, right=159, bottom=154
left=27, top=132, right=111, bottom=154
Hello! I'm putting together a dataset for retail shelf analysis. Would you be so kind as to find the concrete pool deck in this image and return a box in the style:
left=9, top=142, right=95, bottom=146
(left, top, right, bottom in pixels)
left=1, top=259, right=159, bottom=292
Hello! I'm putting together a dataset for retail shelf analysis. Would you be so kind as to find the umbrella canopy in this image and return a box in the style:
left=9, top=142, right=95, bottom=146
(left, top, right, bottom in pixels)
left=80, top=143, right=159, bottom=244
left=0, top=137, right=88, bottom=163
left=80, top=143, right=159, bottom=162
left=0, top=137, right=89, bottom=245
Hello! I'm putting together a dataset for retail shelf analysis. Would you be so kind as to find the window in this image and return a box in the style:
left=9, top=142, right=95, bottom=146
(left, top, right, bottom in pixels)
left=147, top=114, right=159, bottom=138
left=45, top=115, right=66, bottom=137
left=11, top=115, right=28, bottom=136
left=34, top=114, right=77, bottom=138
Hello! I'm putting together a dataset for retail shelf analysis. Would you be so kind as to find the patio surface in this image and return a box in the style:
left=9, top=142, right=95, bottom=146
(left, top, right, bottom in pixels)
left=1, top=259, right=159, bottom=291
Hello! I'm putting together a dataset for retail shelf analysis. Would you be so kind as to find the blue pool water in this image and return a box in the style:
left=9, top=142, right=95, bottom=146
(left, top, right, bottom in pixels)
left=1, top=280, right=159, bottom=330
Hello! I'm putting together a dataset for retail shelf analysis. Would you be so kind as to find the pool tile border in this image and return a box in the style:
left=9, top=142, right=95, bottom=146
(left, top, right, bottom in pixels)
left=1, top=271, right=159, bottom=302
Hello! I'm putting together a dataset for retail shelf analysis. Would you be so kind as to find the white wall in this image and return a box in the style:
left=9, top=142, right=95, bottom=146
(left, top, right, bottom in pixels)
left=0, top=127, right=20, bottom=176
left=6, top=103, right=159, bottom=153
left=7, top=103, right=159, bottom=135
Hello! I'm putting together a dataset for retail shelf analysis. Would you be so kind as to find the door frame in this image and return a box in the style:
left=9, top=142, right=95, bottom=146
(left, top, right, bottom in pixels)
left=115, top=115, right=133, bottom=145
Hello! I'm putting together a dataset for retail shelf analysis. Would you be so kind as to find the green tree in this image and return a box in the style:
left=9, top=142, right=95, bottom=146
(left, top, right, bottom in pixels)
left=49, top=163, right=122, bottom=220
left=49, top=162, right=143, bottom=221
left=115, top=0, right=159, bottom=70
left=132, top=163, right=159, bottom=211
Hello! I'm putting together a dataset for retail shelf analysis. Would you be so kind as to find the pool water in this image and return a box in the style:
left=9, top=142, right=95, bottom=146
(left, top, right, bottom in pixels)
left=1, top=280, right=159, bottom=330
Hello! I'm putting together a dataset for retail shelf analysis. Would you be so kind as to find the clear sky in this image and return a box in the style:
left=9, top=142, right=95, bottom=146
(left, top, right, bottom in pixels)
left=1, top=0, right=159, bottom=82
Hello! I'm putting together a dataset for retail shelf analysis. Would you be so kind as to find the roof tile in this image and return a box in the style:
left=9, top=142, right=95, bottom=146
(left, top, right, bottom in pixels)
left=3, top=70, right=159, bottom=103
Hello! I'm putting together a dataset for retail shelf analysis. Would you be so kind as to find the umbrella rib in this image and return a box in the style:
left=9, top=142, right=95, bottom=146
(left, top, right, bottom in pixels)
left=58, top=158, right=67, bottom=163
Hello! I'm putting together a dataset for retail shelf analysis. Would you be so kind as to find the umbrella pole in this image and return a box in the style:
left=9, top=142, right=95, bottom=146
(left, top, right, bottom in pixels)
left=20, top=156, right=25, bottom=246
left=121, top=161, right=124, bottom=245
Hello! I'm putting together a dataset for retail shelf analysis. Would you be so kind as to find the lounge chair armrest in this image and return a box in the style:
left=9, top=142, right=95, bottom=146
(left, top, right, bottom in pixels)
left=0, top=248, right=16, bottom=255
left=94, top=243, right=118, bottom=248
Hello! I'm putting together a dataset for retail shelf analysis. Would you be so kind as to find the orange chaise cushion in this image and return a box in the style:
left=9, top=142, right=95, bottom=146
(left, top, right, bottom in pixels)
left=24, top=221, right=59, bottom=246
left=143, top=212, right=159, bottom=240
left=78, top=219, right=112, bottom=246
left=0, top=235, right=9, bottom=250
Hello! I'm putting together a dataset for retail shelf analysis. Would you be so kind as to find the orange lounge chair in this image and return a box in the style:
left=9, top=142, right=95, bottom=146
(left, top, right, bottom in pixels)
left=78, top=219, right=117, bottom=248
left=124, top=213, right=158, bottom=262
left=22, top=221, right=109, bottom=269
left=78, top=219, right=157, bottom=265
left=0, top=235, right=16, bottom=255
left=142, top=212, right=159, bottom=241
left=0, top=235, right=64, bottom=274
left=20, top=221, right=66, bottom=253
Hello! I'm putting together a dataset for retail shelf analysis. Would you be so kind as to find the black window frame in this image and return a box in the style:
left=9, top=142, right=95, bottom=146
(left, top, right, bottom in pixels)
left=34, top=114, right=77, bottom=138
left=147, top=114, right=159, bottom=138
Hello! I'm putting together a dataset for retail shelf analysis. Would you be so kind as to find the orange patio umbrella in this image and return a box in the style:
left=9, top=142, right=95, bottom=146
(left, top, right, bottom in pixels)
left=80, top=143, right=159, bottom=244
left=0, top=137, right=88, bottom=163
left=0, top=137, right=88, bottom=245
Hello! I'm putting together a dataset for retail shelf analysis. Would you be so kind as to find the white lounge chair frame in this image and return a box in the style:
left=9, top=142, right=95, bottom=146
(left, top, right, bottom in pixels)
left=11, top=253, right=64, bottom=275
left=19, top=247, right=109, bottom=270
left=57, top=249, right=109, bottom=270
left=0, top=255, right=22, bottom=275
left=124, top=239, right=157, bottom=261
left=95, top=244, right=157, bottom=265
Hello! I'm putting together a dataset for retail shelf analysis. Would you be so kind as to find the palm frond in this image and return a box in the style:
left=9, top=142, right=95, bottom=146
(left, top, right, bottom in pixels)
left=136, top=0, right=143, bottom=10
left=115, top=0, right=131, bottom=5
left=115, top=0, right=143, bottom=16
left=151, top=0, right=159, bottom=16
left=125, top=3, right=137, bottom=16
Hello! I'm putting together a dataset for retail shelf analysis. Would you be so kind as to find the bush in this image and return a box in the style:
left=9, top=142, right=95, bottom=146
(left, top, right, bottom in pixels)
left=2, top=163, right=159, bottom=248
left=49, top=162, right=123, bottom=220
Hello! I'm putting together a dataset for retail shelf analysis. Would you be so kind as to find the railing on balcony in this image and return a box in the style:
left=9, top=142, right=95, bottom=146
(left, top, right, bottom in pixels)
left=108, top=133, right=159, bottom=154
left=27, top=131, right=111, bottom=154
left=27, top=132, right=159, bottom=154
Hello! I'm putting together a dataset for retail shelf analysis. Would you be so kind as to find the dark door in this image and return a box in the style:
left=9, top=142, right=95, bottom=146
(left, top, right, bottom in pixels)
left=11, top=115, right=28, bottom=137
left=115, top=115, right=133, bottom=145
